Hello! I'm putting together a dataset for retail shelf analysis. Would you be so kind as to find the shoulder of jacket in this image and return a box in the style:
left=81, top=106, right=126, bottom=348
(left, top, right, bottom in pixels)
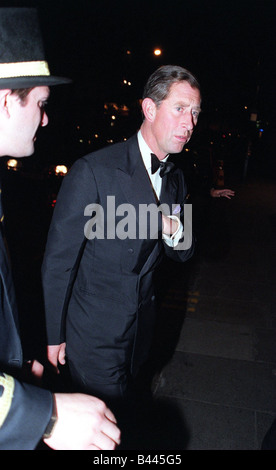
left=81, top=137, right=134, bottom=168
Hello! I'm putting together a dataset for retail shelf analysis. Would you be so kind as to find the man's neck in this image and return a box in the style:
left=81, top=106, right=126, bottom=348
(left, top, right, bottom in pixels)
left=140, top=123, right=166, bottom=160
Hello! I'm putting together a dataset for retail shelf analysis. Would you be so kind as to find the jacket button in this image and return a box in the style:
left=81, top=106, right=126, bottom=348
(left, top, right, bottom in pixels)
left=128, top=248, right=134, bottom=254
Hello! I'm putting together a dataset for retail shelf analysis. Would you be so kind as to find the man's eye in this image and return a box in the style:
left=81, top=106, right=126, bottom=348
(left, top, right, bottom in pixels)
left=39, top=101, right=48, bottom=109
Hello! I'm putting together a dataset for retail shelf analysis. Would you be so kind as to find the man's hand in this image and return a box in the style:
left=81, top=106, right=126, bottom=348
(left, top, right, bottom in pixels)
left=21, top=359, right=44, bottom=385
left=47, top=343, right=66, bottom=373
left=210, top=188, right=235, bottom=199
left=162, top=214, right=179, bottom=236
left=44, top=393, right=121, bottom=450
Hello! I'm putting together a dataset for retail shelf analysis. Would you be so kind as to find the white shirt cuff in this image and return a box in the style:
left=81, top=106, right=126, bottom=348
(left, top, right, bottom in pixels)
left=162, top=216, right=183, bottom=247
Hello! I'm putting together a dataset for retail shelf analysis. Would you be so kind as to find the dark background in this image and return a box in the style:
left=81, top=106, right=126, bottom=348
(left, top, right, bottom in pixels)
left=2, top=0, right=275, bottom=169
left=0, top=0, right=275, bottom=361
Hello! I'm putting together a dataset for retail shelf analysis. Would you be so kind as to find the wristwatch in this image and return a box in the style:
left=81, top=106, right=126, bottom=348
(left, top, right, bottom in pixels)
left=43, top=395, right=58, bottom=439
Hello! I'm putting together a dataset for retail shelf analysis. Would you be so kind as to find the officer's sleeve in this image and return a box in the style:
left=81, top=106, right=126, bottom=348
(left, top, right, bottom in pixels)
left=0, top=372, right=53, bottom=450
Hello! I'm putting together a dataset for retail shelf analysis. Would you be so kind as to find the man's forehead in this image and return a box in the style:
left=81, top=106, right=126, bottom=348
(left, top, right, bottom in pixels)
left=33, top=85, right=50, bottom=98
left=168, top=82, right=201, bottom=104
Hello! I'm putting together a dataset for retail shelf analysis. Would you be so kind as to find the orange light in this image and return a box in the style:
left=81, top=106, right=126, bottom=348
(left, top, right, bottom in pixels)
left=154, top=48, right=162, bottom=56
left=55, top=165, right=68, bottom=176
left=7, top=159, right=22, bottom=171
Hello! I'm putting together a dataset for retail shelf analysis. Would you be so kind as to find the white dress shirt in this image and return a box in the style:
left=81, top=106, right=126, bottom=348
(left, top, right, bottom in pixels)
left=137, top=130, right=183, bottom=247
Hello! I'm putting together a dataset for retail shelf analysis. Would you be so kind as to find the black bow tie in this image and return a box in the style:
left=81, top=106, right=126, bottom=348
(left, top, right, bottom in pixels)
left=151, top=153, right=175, bottom=178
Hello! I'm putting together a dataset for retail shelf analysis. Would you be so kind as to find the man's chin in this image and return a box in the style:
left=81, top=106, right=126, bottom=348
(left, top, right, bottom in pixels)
left=16, top=145, right=35, bottom=158
left=170, top=143, right=186, bottom=155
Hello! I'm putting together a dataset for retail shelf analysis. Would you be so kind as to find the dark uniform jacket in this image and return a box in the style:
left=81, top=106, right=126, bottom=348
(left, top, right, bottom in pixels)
left=0, top=196, right=22, bottom=371
left=0, top=372, right=52, bottom=450
left=0, top=192, right=52, bottom=450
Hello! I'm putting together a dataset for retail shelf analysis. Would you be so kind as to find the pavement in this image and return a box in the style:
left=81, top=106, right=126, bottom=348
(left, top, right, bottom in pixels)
left=143, top=172, right=276, bottom=450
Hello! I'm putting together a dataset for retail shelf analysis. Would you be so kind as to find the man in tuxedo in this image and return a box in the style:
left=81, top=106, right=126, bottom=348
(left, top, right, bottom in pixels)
left=42, top=65, right=201, bottom=404
left=0, top=8, right=120, bottom=450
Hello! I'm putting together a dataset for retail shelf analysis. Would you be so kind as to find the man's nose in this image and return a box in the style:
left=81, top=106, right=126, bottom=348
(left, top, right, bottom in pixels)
left=41, top=110, right=48, bottom=127
left=181, top=111, right=194, bottom=130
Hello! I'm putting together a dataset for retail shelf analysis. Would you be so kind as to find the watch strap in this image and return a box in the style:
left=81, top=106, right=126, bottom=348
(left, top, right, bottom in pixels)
left=43, top=395, right=57, bottom=439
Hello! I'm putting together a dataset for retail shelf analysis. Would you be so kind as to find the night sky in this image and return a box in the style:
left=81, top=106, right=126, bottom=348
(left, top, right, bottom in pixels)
left=38, top=0, right=274, bottom=110
left=2, top=0, right=275, bottom=166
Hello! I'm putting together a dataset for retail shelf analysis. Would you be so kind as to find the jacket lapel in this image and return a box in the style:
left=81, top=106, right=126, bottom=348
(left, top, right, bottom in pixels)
left=116, top=136, right=181, bottom=222
left=116, top=135, right=157, bottom=211
left=159, top=170, right=179, bottom=214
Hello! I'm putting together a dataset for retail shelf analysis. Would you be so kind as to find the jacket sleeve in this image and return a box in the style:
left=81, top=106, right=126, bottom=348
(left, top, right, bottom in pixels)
left=0, top=372, right=52, bottom=450
left=42, top=157, right=97, bottom=345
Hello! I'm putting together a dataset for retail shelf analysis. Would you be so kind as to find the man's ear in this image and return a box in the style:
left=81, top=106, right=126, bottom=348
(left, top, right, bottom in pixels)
left=0, top=90, right=12, bottom=118
left=141, top=97, right=156, bottom=122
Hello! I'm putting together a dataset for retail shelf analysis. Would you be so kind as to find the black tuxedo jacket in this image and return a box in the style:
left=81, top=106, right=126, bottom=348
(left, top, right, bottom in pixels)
left=42, top=134, right=194, bottom=385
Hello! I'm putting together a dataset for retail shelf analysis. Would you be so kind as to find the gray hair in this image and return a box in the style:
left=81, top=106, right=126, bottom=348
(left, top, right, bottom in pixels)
left=142, top=65, right=201, bottom=107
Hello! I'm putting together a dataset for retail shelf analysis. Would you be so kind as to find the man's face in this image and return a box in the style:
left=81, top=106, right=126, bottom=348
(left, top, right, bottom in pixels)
left=8, top=86, right=50, bottom=157
left=148, top=81, right=201, bottom=159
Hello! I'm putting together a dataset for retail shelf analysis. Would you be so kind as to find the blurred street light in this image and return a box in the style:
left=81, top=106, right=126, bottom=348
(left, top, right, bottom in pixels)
left=153, top=48, right=162, bottom=56
left=54, top=165, right=68, bottom=176
left=7, top=159, right=22, bottom=171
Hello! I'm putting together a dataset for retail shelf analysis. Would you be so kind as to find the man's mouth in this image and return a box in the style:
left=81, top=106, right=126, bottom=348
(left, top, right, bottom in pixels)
left=175, top=135, right=189, bottom=143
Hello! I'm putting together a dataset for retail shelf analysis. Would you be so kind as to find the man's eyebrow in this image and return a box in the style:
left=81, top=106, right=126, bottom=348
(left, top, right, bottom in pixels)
left=175, top=101, right=202, bottom=111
